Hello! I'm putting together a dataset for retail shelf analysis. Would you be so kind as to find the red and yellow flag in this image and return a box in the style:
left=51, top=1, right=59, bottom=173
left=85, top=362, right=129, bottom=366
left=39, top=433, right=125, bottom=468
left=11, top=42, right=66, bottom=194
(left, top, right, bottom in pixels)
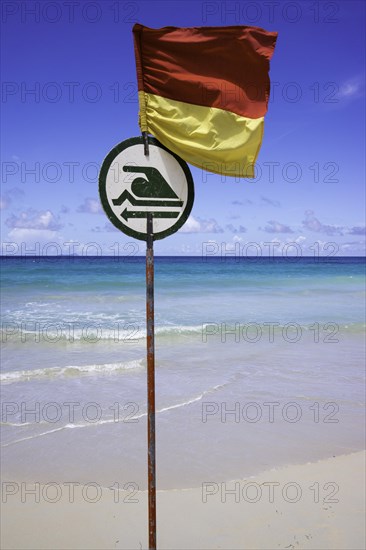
left=132, top=24, right=277, bottom=178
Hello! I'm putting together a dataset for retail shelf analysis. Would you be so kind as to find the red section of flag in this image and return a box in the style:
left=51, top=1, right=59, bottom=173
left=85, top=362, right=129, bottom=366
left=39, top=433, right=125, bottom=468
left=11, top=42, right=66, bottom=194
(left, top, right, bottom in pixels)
left=133, top=24, right=278, bottom=119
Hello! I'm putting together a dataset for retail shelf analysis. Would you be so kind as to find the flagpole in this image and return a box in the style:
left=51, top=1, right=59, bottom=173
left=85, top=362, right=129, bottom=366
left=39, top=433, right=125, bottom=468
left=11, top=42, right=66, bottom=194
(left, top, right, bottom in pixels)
left=145, top=163, right=157, bottom=546
left=100, top=132, right=192, bottom=550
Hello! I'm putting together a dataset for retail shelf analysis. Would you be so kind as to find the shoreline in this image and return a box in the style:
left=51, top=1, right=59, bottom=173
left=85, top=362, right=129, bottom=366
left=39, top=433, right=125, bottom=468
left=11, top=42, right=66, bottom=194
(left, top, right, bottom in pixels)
left=1, top=450, right=365, bottom=550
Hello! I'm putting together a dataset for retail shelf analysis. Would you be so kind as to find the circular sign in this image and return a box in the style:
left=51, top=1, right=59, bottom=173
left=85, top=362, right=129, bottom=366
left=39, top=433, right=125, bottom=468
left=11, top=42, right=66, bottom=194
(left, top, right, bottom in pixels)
left=99, top=136, right=194, bottom=241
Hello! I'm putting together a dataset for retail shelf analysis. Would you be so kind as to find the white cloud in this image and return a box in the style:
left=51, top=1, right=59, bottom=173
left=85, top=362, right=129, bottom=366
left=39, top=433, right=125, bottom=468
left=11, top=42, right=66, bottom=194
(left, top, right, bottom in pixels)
left=226, top=224, right=247, bottom=233
left=179, top=215, right=201, bottom=233
left=92, top=222, right=119, bottom=233
left=347, top=226, right=366, bottom=235
left=7, top=228, right=59, bottom=241
left=294, top=235, right=306, bottom=244
left=262, top=220, right=294, bottom=234
left=77, top=198, right=102, bottom=214
left=339, top=76, right=364, bottom=99
left=339, top=241, right=366, bottom=254
left=0, top=187, right=24, bottom=210
left=302, top=210, right=344, bottom=236
left=179, top=215, right=223, bottom=234
left=260, top=196, right=281, bottom=208
left=5, top=209, right=63, bottom=231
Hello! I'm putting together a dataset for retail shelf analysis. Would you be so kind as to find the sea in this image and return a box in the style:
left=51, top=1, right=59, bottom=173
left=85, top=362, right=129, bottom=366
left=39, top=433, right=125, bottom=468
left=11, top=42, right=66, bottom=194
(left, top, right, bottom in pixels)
left=1, top=256, right=365, bottom=490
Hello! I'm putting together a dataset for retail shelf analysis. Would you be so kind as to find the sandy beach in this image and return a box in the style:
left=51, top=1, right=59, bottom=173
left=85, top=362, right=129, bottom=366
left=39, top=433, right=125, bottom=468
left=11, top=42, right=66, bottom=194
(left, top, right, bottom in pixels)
left=2, top=259, right=365, bottom=549
left=1, top=450, right=364, bottom=550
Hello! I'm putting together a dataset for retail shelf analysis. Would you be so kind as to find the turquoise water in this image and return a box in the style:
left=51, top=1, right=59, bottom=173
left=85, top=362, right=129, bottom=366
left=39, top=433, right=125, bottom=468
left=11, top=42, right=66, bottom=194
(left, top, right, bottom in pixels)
left=1, top=257, right=365, bottom=489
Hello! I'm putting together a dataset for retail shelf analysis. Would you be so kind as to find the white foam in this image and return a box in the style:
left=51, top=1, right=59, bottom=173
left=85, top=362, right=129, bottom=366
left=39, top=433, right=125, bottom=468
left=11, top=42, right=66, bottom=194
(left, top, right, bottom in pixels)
left=1, top=377, right=232, bottom=447
left=0, top=359, right=144, bottom=384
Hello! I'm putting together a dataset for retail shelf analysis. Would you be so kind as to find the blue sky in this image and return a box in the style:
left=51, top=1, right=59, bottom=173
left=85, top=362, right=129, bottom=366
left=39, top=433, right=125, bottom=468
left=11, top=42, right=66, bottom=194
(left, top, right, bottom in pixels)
left=1, top=0, right=365, bottom=257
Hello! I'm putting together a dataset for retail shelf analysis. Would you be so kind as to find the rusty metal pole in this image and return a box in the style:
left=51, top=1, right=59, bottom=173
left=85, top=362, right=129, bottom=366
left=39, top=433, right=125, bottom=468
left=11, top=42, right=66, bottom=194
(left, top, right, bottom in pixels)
left=146, top=212, right=156, bottom=549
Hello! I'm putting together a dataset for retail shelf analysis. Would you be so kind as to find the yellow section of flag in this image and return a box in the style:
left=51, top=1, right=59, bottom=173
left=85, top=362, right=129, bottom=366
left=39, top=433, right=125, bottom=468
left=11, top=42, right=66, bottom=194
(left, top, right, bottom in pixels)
left=140, top=92, right=264, bottom=178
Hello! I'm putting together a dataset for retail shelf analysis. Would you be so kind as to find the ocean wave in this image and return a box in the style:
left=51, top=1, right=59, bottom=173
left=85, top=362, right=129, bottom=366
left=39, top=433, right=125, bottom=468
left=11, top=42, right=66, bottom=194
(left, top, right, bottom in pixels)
left=1, top=375, right=236, bottom=446
left=0, top=323, right=209, bottom=344
left=2, top=322, right=365, bottom=346
left=0, top=359, right=144, bottom=384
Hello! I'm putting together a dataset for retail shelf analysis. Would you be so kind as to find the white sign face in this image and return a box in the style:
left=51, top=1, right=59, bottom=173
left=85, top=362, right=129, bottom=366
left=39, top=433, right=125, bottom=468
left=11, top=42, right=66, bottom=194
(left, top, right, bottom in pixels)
left=99, top=137, right=194, bottom=240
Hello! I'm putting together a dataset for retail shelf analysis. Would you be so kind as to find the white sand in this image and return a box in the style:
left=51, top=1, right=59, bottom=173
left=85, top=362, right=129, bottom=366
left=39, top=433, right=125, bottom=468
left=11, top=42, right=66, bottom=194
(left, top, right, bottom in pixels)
left=1, top=451, right=365, bottom=549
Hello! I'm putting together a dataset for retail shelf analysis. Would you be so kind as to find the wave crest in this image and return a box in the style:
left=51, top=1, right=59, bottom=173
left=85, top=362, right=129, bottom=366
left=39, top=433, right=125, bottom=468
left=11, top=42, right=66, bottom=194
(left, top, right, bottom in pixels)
left=0, top=359, right=144, bottom=384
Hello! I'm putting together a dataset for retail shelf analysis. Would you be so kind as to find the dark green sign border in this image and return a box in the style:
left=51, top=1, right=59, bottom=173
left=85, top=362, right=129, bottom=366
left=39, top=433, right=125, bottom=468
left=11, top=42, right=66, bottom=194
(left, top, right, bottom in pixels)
left=99, top=136, right=194, bottom=241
